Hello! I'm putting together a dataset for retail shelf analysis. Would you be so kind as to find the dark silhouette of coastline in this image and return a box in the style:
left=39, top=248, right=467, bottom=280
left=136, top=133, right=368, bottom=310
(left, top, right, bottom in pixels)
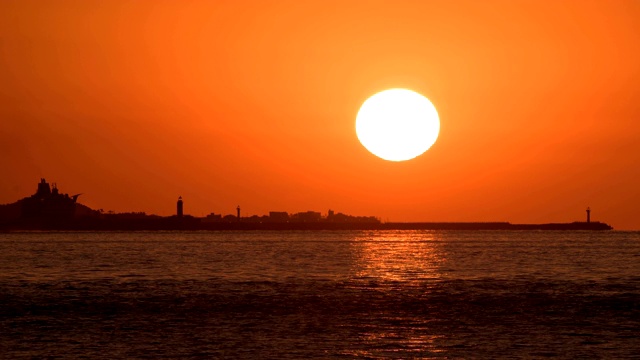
left=0, top=179, right=613, bottom=231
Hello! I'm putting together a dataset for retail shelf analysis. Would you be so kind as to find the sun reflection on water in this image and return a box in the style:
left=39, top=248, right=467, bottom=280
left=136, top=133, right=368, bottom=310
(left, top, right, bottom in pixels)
left=346, top=230, right=450, bottom=357
left=351, top=230, right=447, bottom=283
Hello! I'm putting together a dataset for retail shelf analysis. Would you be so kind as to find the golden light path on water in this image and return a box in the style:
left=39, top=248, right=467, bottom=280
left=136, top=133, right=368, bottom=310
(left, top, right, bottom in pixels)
left=345, top=230, right=449, bottom=357
left=351, top=230, right=446, bottom=283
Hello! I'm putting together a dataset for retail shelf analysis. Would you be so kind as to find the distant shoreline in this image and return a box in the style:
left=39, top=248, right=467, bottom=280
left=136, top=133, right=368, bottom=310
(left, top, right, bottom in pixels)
left=0, top=221, right=613, bottom=231
left=1, top=179, right=613, bottom=231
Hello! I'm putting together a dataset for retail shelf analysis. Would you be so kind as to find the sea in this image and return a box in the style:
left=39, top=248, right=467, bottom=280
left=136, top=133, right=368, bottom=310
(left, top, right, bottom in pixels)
left=0, top=230, right=638, bottom=359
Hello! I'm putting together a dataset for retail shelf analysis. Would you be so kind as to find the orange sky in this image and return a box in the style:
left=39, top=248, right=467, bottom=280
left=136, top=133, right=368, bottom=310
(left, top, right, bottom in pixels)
left=1, top=1, right=639, bottom=229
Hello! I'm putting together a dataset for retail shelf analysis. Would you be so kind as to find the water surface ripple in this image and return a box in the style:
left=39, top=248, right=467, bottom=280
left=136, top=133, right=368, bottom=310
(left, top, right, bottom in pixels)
left=0, top=230, right=638, bottom=358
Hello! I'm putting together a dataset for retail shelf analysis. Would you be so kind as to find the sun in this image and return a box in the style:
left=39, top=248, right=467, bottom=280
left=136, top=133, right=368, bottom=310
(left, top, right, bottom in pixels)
left=356, top=88, right=440, bottom=161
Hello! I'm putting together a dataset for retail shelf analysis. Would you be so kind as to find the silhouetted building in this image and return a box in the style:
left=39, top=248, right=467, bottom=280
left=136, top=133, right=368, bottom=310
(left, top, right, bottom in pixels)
left=36, top=178, right=51, bottom=197
left=223, top=214, right=237, bottom=222
left=21, top=178, right=79, bottom=223
left=203, top=212, right=222, bottom=223
left=326, top=210, right=379, bottom=223
left=586, top=207, right=591, bottom=223
left=291, top=211, right=322, bottom=222
left=237, top=205, right=241, bottom=221
left=269, top=211, right=289, bottom=222
left=177, top=196, right=183, bottom=217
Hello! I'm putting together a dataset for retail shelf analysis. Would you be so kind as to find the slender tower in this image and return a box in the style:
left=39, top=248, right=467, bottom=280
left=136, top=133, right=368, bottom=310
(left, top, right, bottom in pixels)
left=236, top=205, right=241, bottom=221
left=177, top=196, right=184, bottom=218
left=586, top=207, right=591, bottom=223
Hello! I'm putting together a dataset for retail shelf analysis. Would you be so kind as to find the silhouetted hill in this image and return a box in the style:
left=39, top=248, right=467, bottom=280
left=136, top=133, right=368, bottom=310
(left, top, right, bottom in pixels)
left=0, top=201, right=21, bottom=225
left=0, top=179, right=101, bottom=229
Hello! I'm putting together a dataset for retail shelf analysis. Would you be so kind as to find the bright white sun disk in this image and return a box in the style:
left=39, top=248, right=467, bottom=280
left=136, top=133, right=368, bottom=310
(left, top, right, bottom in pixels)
left=356, top=88, right=440, bottom=161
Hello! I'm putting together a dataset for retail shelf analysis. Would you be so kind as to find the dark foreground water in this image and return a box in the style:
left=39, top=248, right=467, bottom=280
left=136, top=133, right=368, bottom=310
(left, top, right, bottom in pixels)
left=0, top=230, right=638, bottom=359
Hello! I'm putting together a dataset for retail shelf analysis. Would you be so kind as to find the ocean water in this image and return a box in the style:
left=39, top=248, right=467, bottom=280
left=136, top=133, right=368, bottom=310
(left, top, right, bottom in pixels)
left=0, top=230, right=638, bottom=359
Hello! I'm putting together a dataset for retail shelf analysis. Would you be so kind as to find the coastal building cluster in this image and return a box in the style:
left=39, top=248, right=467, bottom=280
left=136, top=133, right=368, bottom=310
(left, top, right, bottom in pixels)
left=200, top=208, right=379, bottom=224
left=0, top=179, right=379, bottom=227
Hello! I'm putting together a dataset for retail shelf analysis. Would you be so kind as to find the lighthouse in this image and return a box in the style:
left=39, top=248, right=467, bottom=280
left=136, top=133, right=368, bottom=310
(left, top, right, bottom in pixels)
left=177, top=196, right=184, bottom=218
left=586, top=207, right=591, bottom=223
left=236, top=205, right=241, bottom=221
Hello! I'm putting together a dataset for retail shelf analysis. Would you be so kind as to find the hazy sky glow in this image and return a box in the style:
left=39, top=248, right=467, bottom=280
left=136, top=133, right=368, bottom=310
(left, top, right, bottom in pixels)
left=1, top=1, right=639, bottom=229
